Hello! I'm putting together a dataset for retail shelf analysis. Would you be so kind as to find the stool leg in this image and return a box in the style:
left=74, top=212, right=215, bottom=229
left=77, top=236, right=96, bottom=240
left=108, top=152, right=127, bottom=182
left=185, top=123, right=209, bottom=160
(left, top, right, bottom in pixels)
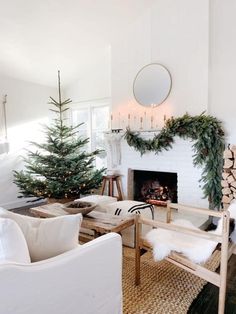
left=109, top=178, right=114, bottom=196
left=101, top=178, right=106, bottom=195
left=116, top=178, right=123, bottom=201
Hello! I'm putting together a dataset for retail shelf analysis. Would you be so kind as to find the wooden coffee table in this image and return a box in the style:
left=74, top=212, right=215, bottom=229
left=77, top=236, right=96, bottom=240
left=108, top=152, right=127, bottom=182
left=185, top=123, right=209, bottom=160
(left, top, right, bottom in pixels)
left=30, top=203, right=135, bottom=241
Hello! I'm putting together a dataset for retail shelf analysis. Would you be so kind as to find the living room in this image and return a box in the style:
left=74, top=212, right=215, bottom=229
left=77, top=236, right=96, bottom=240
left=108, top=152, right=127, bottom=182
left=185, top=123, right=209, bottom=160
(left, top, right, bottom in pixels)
left=0, top=1, right=236, bottom=314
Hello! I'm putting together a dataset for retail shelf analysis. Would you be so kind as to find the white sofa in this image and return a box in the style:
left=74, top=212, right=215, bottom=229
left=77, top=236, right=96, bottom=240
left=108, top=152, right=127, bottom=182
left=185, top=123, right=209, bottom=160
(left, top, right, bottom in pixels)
left=0, top=232, right=123, bottom=314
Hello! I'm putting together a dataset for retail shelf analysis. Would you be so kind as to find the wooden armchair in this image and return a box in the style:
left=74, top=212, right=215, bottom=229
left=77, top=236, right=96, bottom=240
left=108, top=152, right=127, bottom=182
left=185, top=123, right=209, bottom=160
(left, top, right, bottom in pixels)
left=135, top=202, right=236, bottom=314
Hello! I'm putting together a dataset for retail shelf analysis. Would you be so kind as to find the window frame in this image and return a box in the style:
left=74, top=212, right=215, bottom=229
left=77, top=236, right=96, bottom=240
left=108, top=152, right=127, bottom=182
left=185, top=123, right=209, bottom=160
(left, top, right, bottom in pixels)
left=69, top=97, right=111, bottom=153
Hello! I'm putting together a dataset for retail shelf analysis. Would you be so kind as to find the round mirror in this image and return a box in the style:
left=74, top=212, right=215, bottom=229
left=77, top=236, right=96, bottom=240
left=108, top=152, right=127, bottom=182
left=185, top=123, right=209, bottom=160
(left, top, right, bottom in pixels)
left=133, top=63, right=172, bottom=107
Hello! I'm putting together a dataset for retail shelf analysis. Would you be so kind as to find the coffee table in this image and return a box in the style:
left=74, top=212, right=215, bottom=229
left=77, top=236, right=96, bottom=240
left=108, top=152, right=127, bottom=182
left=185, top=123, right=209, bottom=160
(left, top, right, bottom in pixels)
left=30, top=203, right=136, bottom=241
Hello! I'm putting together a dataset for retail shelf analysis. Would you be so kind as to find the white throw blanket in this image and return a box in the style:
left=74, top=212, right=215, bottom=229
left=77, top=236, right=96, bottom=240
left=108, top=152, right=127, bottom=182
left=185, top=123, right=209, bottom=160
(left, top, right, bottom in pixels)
left=146, top=203, right=236, bottom=264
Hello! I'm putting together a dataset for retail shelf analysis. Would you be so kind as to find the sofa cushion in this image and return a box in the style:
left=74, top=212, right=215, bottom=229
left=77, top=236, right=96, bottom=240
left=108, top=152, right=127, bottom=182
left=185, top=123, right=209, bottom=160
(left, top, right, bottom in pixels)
left=79, top=195, right=117, bottom=212
left=0, top=217, right=31, bottom=263
left=0, top=207, right=82, bottom=262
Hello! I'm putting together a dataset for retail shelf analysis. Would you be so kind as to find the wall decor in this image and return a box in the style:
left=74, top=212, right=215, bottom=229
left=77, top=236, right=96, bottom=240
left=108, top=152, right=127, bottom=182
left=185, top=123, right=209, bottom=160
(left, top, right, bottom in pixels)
left=124, top=113, right=225, bottom=209
left=133, top=63, right=172, bottom=107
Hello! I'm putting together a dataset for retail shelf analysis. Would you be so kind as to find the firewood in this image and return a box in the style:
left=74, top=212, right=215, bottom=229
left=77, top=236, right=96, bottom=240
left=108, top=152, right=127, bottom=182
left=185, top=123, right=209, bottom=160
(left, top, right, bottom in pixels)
left=222, top=195, right=232, bottom=203
left=231, top=145, right=236, bottom=155
left=224, top=159, right=233, bottom=169
left=223, top=149, right=233, bottom=159
left=221, top=180, right=229, bottom=188
left=222, top=172, right=230, bottom=180
left=230, top=181, right=236, bottom=188
left=231, top=170, right=236, bottom=180
left=230, top=186, right=236, bottom=193
left=222, top=187, right=231, bottom=195
left=227, top=175, right=235, bottom=184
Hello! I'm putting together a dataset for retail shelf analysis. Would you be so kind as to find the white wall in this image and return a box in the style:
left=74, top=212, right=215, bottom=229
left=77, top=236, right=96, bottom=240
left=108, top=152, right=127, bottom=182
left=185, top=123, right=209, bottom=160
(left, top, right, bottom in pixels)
left=65, top=47, right=111, bottom=103
left=109, top=0, right=209, bottom=206
left=110, top=9, right=151, bottom=129
left=208, top=0, right=236, bottom=144
left=150, top=0, right=209, bottom=117
left=0, top=75, right=56, bottom=209
left=111, top=0, right=209, bottom=129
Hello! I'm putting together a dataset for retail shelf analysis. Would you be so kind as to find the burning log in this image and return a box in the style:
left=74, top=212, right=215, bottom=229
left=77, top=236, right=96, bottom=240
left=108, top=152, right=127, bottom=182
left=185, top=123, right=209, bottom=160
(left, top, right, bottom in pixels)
left=146, top=199, right=168, bottom=207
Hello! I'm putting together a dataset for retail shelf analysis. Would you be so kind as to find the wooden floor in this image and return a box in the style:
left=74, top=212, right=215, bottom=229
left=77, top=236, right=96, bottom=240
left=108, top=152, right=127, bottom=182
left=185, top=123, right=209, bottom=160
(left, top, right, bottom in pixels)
left=188, top=254, right=236, bottom=314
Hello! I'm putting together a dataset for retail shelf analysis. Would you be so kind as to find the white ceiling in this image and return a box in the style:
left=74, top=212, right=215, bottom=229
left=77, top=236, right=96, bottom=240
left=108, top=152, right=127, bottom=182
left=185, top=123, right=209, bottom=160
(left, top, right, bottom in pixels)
left=0, top=0, right=154, bottom=87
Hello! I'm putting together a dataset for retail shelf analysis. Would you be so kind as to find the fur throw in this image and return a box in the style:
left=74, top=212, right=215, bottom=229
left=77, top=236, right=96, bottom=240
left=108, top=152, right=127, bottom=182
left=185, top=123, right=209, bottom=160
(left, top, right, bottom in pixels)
left=146, top=203, right=236, bottom=264
left=146, top=219, right=220, bottom=264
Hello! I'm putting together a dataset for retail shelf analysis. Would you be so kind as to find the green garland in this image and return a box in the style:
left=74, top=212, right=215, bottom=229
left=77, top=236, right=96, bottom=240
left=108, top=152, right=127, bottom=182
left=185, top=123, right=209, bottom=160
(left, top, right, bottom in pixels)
left=124, top=113, right=225, bottom=209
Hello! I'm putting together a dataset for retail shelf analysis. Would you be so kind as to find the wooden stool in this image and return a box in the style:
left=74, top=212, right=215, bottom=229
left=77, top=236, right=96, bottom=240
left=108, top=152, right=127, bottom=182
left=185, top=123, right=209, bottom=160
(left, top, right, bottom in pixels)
left=101, top=175, right=123, bottom=201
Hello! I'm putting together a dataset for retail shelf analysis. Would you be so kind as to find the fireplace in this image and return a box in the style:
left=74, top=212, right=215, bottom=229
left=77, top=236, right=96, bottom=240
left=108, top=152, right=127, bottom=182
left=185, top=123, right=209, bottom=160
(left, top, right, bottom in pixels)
left=128, top=169, right=177, bottom=206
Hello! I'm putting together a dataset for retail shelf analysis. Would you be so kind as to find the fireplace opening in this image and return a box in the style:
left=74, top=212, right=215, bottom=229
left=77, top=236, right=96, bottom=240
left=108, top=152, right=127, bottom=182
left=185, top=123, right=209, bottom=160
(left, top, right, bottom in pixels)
left=132, top=170, right=177, bottom=206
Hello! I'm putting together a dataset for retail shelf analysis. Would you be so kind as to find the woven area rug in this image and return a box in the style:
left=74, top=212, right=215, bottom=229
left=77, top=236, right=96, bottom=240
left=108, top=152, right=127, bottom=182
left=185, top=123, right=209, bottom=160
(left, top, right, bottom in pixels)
left=122, top=248, right=221, bottom=314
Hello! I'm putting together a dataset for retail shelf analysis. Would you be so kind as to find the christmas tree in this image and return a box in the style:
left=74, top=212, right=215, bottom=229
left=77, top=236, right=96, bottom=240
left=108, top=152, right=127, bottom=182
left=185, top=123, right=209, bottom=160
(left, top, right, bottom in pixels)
left=14, top=71, right=105, bottom=200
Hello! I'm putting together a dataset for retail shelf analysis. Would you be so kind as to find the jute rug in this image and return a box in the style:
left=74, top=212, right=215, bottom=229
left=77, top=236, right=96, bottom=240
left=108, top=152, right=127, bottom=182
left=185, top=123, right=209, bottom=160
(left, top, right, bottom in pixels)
left=122, top=248, right=221, bottom=314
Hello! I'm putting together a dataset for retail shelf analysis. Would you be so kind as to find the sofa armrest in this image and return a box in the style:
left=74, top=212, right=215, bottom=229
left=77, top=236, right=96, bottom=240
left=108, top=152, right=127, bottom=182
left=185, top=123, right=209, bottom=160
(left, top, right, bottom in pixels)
left=0, top=233, right=123, bottom=314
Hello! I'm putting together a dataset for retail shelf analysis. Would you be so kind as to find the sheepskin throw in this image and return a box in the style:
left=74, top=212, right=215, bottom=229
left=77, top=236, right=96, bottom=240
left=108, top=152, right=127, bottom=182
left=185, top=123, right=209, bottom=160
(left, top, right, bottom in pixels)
left=146, top=202, right=236, bottom=264
left=146, top=219, right=221, bottom=264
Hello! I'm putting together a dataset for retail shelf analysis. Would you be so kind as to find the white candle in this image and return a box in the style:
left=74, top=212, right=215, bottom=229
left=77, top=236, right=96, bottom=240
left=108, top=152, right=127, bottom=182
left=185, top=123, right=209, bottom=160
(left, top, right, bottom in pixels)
left=151, top=116, right=154, bottom=129
left=140, top=117, right=143, bottom=130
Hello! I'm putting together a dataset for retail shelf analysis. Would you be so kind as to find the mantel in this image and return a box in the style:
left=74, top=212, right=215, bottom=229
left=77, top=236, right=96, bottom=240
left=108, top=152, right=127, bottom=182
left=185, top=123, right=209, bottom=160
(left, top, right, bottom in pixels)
left=109, top=129, right=161, bottom=134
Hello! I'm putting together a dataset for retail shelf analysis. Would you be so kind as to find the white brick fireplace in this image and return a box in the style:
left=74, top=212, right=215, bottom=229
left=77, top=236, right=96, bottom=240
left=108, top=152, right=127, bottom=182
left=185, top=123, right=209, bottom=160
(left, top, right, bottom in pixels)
left=106, top=132, right=208, bottom=208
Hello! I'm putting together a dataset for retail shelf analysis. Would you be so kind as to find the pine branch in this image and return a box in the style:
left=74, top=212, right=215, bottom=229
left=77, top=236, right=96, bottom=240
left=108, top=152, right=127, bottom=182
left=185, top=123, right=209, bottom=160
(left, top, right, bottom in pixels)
left=124, top=113, right=225, bottom=209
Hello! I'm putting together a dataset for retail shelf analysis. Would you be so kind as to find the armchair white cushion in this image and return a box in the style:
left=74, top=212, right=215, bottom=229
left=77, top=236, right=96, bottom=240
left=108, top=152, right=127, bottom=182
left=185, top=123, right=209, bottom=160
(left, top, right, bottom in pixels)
left=0, top=207, right=82, bottom=262
left=0, top=232, right=123, bottom=314
left=0, top=217, right=30, bottom=264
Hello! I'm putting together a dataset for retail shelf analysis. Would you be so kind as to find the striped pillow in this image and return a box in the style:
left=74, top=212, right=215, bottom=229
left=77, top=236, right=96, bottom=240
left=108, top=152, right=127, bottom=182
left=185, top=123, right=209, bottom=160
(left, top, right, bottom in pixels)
left=108, top=201, right=154, bottom=219
left=103, top=201, right=154, bottom=247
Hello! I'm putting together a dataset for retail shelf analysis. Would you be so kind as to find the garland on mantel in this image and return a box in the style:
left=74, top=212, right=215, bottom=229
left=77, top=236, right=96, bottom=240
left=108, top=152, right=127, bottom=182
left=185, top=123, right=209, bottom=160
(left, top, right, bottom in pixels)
left=124, top=113, right=225, bottom=209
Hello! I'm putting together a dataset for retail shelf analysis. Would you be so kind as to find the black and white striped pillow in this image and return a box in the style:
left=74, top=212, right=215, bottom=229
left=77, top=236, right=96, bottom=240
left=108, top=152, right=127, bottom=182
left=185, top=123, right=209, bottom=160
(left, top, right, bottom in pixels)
left=111, top=201, right=154, bottom=220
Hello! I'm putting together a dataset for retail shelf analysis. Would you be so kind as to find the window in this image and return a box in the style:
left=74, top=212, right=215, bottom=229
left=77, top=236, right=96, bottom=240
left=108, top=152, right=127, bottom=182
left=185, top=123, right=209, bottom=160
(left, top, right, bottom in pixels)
left=70, top=99, right=110, bottom=169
